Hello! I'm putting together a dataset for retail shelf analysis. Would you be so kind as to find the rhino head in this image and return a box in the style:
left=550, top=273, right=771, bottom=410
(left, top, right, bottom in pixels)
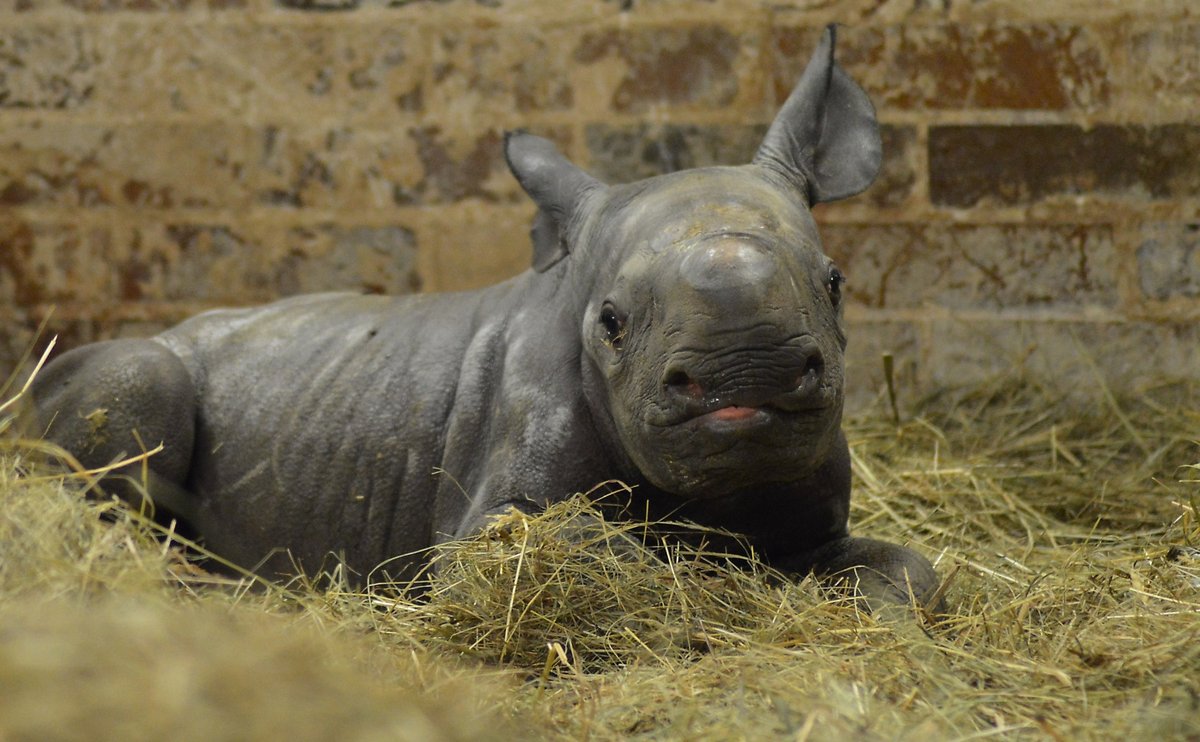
left=505, top=26, right=877, bottom=498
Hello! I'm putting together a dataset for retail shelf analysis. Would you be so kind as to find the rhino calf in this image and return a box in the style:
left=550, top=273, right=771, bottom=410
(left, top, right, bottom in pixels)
left=29, top=26, right=938, bottom=607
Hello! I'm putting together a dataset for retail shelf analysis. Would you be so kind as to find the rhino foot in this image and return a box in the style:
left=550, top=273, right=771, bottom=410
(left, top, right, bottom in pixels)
left=803, top=536, right=942, bottom=612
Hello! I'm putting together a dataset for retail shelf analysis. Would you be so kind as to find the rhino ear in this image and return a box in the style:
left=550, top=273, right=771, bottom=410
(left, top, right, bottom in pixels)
left=505, top=131, right=602, bottom=272
left=753, top=25, right=880, bottom=204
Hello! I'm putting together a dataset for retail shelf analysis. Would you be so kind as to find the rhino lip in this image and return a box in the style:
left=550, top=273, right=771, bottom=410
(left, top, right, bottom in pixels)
left=669, top=392, right=830, bottom=429
left=660, top=361, right=830, bottom=427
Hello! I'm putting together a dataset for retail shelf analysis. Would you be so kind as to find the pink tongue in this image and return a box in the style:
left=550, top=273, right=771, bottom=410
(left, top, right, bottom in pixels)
left=710, top=405, right=759, bottom=421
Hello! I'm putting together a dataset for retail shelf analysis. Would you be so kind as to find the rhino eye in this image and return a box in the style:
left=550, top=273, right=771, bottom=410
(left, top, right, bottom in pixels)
left=826, top=266, right=845, bottom=308
left=599, top=304, right=626, bottom=350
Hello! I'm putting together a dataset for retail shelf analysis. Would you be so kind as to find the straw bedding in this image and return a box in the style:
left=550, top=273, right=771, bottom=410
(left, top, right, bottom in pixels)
left=1, top=363, right=1196, bottom=740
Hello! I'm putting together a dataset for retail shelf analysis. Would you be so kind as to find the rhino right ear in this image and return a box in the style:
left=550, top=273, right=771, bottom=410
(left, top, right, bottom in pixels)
left=753, top=25, right=881, bottom=204
left=505, top=131, right=602, bottom=272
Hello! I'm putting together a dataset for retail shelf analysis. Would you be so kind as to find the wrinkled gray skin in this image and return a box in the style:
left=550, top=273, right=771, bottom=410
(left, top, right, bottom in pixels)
left=29, top=27, right=938, bottom=606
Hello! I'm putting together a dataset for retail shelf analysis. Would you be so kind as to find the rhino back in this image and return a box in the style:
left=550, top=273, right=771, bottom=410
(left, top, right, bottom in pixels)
left=154, top=283, right=537, bottom=580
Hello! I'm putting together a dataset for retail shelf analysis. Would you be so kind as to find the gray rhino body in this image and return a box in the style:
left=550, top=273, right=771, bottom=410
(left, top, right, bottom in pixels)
left=30, top=27, right=938, bottom=604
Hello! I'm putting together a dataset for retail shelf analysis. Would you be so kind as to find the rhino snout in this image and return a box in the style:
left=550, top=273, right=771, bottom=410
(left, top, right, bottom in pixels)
left=660, top=336, right=828, bottom=421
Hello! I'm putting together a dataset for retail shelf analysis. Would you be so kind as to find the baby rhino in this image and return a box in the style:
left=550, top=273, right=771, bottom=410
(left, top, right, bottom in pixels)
left=29, top=26, right=938, bottom=607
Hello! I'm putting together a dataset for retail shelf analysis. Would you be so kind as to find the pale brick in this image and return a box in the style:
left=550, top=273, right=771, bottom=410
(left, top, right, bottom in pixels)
left=121, top=223, right=275, bottom=303
left=278, top=224, right=421, bottom=295
left=0, top=27, right=99, bottom=109
left=0, top=121, right=252, bottom=209
left=573, top=25, right=758, bottom=114
left=584, top=123, right=767, bottom=183
left=842, top=319, right=920, bottom=414
left=1137, top=223, right=1200, bottom=301
left=9, top=1, right=247, bottom=9
left=821, top=224, right=1117, bottom=310
left=417, top=205, right=534, bottom=293
left=1127, top=25, right=1200, bottom=119
left=117, top=222, right=420, bottom=302
left=249, top=124, right=541, bottom=209
left=584, top=123, right=916, bottom=207
left=427, top=25, right=575, bottom=119
left=102, top=23, right=423, bottom=121
left=923, top=319, right=1200, bottom=397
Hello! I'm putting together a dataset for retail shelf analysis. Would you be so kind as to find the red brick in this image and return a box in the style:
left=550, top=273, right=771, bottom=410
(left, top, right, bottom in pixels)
left=929, top=125, right=1200, bottom=207
left=773, top=24, right=1110, bottom=110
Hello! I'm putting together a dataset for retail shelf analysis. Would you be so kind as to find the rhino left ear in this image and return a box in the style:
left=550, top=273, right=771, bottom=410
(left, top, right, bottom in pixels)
left=505, top=131, right=602, bottom=272
left=753, top=25, right=881, bottom=204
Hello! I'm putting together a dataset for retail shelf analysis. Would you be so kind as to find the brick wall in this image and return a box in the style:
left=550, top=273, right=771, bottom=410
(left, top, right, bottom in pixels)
left=1, top=0, right=1197, bottom=410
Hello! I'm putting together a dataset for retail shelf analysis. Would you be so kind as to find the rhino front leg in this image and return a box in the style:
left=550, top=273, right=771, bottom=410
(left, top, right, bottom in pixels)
left=28, top=339, right=199, bottom=527
left=794, top=536, right=941, bottom=610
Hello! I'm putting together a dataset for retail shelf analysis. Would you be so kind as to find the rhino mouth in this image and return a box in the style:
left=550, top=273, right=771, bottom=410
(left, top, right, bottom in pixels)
left=653, top=342, right=832, bottom=429
left=676, top=397, right=830, bottom=432
left=652, top=384, right=833, bottom=430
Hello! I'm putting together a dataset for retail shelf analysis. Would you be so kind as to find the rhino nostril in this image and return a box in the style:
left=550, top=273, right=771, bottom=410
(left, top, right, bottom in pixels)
left=664, top=370, right=704, bottom=399
left=795, top=349, right=825, bottom=391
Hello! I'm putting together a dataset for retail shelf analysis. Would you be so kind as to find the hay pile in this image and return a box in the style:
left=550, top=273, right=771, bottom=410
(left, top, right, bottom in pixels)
left=1, top=365, right=1197, bottom=740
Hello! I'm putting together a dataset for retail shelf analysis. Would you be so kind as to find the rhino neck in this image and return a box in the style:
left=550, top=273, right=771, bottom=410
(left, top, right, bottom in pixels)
left=616, top=429, right=853, bottom=560
left=577, top=342, right=644, bottom=483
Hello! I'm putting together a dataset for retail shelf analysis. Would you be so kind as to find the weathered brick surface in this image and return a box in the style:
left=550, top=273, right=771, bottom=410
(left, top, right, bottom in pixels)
left=822, top=224, right=1117, bottom=310
left=414, top=204, right=533, bottom=293
left=574, top=26, right=757, bottom=114
left=1137, top=223, right=1200, bottom=302
left=0, top=27, right=99, bottom=109
left=773, top=24, right=1110, bottom=111
left=118, top=222, right=420, bottom=302
left=1126, top=25, right=1200, bottom=118
left=584, top=123, right=917, bottom=209
left=103, top=24, right=424, bottom=121
left=429, top=26, right=575, bottom=116
left=923, top=319, right=1200, bottom=398
left=0, top=219, right=113, bottom=306
left=842, top=319, right=919, bottom=412
left=929, top=125, right=1200, bottom=207
left=584, top=123, right=767, bottom=182
left=1, top=1, right=219, bottom=12
left=0, top=121, right=250, bottom=209
left=0, top=5, right=1197, bottom=403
